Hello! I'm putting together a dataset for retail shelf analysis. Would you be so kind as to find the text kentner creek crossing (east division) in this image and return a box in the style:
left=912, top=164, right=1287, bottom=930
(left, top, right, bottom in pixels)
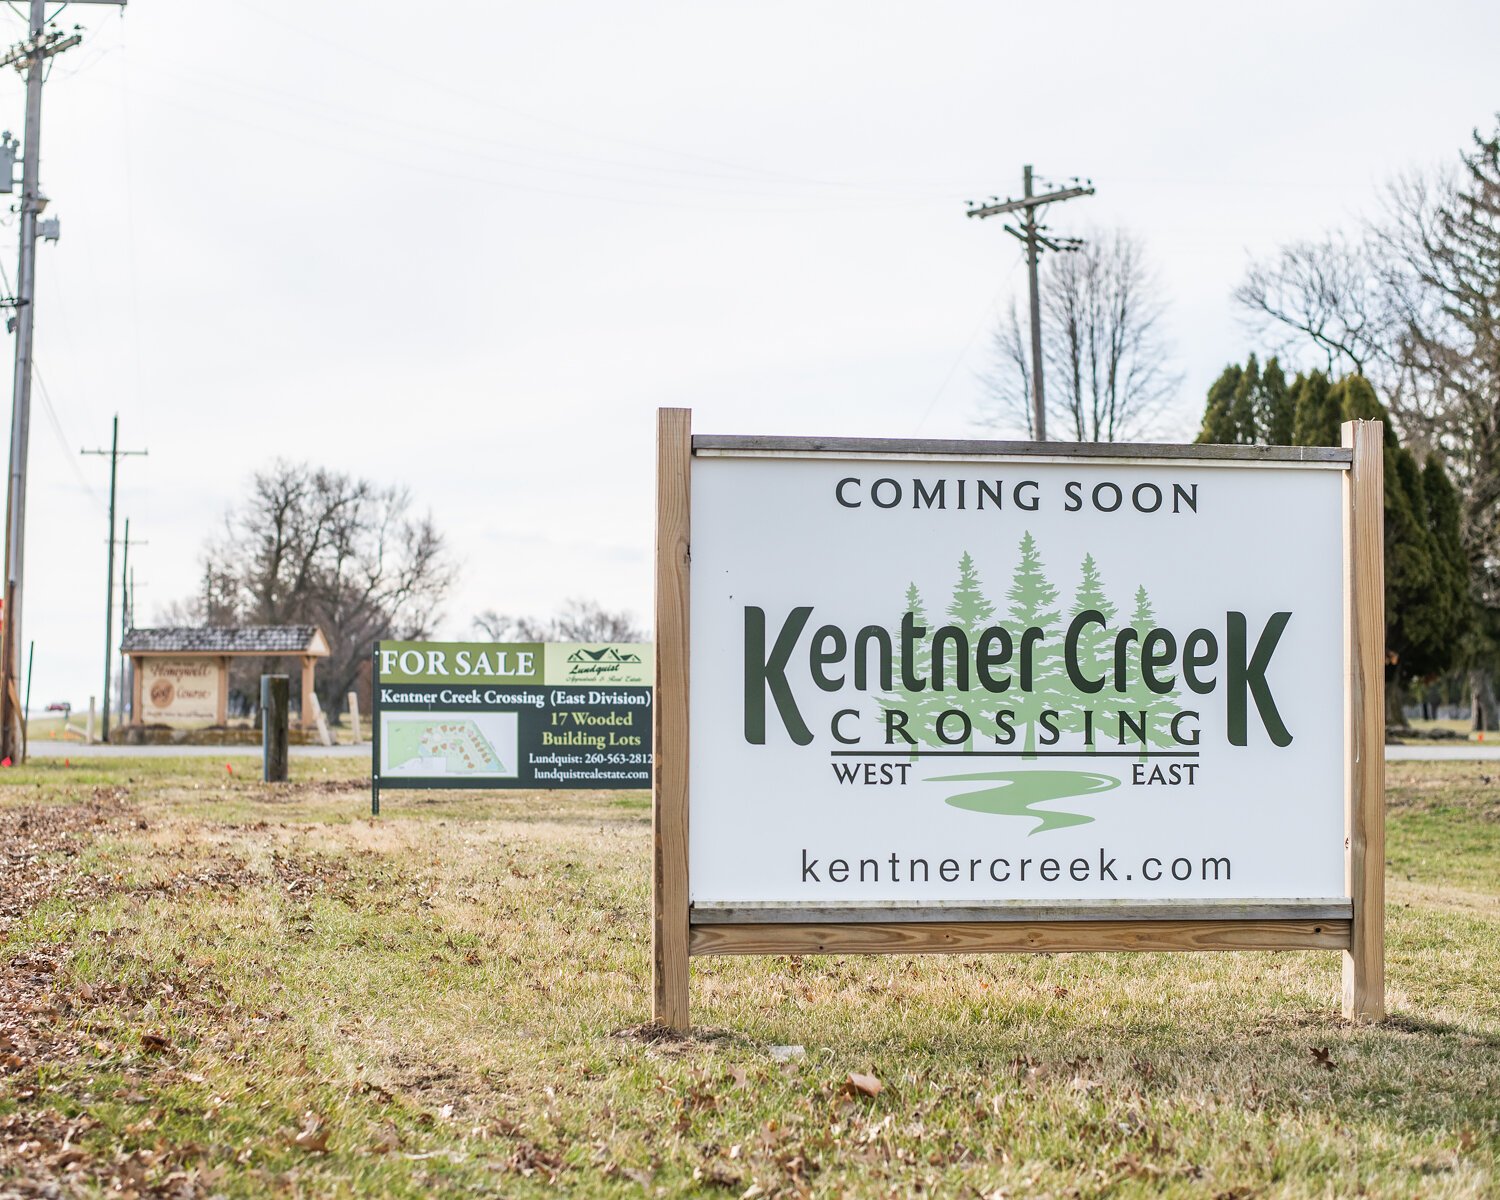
left=742, top=606, right=1293, bottom=749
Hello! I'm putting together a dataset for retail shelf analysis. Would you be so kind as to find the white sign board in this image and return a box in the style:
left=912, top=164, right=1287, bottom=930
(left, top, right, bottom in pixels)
left=688, top=453, right=1345, bottom=908
left=140, top=657, right=222, bottom=727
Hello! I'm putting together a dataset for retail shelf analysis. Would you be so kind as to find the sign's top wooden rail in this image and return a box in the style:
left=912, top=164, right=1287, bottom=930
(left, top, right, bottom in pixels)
left=692, top=434, right=1353, bottom=469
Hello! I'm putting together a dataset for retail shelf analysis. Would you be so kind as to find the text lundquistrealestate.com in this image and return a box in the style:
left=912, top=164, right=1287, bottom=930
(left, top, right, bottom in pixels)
left=798, top=847, right=1233, bottom=887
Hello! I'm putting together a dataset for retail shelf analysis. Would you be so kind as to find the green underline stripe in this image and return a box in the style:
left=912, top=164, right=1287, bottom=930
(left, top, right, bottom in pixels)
left=827, top=750, right=1200, bottom=758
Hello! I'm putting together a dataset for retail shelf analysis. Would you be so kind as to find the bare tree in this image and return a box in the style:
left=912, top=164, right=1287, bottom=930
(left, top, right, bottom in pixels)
left=976, top=230, right=1179, bottom=441
left=471, top=611, right=548, bottom=642
left=1234, top=123, right=1500, bottom=725
left=977, top=302, right=1036, bottom=438
left=168, top=462, right=454, bottom=715
left=1233, top=234, right=1399, bottom=379
left=472, top=598, right=645, bottom=644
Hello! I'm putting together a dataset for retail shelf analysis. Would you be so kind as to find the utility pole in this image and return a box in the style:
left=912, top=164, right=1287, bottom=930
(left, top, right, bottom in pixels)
left=119, top=517, right=129, bottom=718
left=966, top=165, right=1094, bottom=441
left=82, top=415, right=146, bottom=742
left=117, top=521, right=145, bottom=722
left=0, top=0, right=128, bottom=762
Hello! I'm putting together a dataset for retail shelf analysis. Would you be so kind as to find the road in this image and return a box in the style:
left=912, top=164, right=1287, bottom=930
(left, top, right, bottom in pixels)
left=1383, top=742, right=1500, bottom=760
left=24, top=741, right=369, bottom=759
left=19, top=742, right=1500, bottom=762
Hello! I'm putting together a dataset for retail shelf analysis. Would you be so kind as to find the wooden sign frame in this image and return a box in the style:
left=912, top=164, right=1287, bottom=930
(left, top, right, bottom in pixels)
left=652, top=407, right=1385, bottom=1031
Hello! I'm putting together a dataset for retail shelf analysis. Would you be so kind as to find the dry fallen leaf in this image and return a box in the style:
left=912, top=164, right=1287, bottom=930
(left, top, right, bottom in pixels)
left=1309, top=1046, right=1335, bottom=1071
left=845, top=1071, right=883, bottom=1098
left=140, top=1032, right=171, bottom=1054
left=291, top=1111, right=330, bottom=1153
left=694, top=1160, right=742, bottom=1189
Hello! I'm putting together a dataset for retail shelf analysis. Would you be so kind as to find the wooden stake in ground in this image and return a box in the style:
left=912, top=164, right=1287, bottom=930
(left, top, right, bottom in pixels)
left=262, top=674, right=289, bottom=783
left=653, top=408, right=691, bottom=1031
left=1343, top=418, right=1385, bottom=1020
left=347, top=692, right=363, bottom=743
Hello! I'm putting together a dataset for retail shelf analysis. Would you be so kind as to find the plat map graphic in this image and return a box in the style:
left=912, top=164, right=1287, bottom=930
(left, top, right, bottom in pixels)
left=384, top=717, right=513, bottom=777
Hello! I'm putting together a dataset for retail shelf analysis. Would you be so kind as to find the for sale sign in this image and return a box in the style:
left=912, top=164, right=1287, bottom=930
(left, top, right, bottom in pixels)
left=372, top=641, right=652, bottom=797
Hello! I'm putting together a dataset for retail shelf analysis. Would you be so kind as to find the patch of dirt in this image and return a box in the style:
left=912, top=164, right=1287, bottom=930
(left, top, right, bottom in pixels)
left=271, top=849, right=358, bottom=902
left=133, top=852, right=259, bottom=900
left=610, top=1023, right=734, bottom=1057
left=0, top=786, right=135, bottom=936
left=240, top=776, right=372, bottom=805
left=1387, top=771, right=1500, bottom=819
left=0, top=790, right=231, bottom=1197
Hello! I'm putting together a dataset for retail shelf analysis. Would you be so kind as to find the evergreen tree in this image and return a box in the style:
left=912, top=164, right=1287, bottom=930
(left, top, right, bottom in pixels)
left=1118, top=586, right=1183, bottom=761
left=1421, top=457, right=1473, bottom=680
left=1291, top=370, right=1340, bottom=446
left=1228, top=353, right=1262, bottom=443
left=1316, top=375, right=1471, bottom=718
left=1197, top=354, right=1291, bottom=445
left=1197, top=363, right=1244, bottom=444
left=877, top=582, right=945, bottom=756
left=1005, top=532, right=1068, bottom=757
left=1259, top=357, right=1294, bottom=445
left=1202, top=360, right=1472, bottom=717
left=1066, top=553, right=1118, bottom=750
left=943, top=552, right=997, bottom=749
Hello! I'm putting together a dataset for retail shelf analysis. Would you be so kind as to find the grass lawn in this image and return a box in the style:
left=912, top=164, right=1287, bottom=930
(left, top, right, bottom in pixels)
left=0, top=757, right=1495, bottom=1198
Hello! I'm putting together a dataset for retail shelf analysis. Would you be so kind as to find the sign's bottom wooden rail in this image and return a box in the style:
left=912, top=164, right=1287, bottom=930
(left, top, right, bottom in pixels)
left=689, top=919, right=1351, bottom=956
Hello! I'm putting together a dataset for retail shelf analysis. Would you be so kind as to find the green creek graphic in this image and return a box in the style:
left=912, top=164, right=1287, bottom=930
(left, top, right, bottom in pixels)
left=932, top=770, right=1122, bottom=833
left=881, top=533, right=1182, bottom=832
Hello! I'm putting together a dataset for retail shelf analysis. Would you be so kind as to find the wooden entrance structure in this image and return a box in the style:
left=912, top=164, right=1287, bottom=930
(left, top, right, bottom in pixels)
left=120, top=625, right=330, bottom=729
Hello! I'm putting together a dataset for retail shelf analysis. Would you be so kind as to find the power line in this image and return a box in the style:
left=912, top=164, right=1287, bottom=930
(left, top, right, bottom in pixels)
left=222, top=0, right=950, bottom=198
left=0, top=0, right=126, bottom=761
left=912, top=280, right=1017, bottom=436
left=80, top=412, right=144, bottom=743
left=0, top=246, right=106, bottom=508
left=966, top=165, right=1095, bottom=441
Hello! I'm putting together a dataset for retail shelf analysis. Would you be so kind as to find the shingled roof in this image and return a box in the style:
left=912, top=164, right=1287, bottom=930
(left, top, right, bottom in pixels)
left=120, top=626, right=329, bottom=656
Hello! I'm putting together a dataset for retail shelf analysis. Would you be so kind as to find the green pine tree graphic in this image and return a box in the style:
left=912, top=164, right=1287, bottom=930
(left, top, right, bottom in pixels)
left=877, top=581, right=945, bottom=757
left=1004, top=532, right=1068, bottom=757
left=1067, top=553, right=1119, bottom=752
left=1118, top=585, right=1184, bottom=761
left=943, top=552, right=997, bottom=750
left=875, top=538, right=1184, bottom=832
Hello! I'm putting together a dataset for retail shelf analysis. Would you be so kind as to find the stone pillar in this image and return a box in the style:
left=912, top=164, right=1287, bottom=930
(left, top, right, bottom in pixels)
left=300, top=655, right=317, bottom=730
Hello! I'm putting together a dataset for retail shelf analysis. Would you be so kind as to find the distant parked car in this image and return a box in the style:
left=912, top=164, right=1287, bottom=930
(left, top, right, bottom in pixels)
left=44, top=700, right=70, bottom=713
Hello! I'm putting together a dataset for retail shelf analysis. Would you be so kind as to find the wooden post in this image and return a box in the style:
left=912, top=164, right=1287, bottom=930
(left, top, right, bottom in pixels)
left=131, top=656, right=143, bottom=725
left=1343, top=419, right=1385, bottom=1020
left=348, top=691, right=362, bottom=743
left=215, top=656, right=229, bottom=726
left=309, top=692, right=333, bottom=747
left=86, top=695, right=95, bottom=744
left=653, top=407, right=692, bottom=1030
left=262, top=674, right=289, bottom=783
left=300, top=656, right=317, bottom=730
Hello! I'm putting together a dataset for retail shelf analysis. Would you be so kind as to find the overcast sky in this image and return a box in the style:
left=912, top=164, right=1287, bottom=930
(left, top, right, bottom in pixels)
left=12, top=0, right=1500, bottom=708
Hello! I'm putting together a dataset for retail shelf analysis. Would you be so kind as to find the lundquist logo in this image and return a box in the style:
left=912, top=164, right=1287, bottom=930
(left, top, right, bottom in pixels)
left=564, top=646, right=649, bottom=683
